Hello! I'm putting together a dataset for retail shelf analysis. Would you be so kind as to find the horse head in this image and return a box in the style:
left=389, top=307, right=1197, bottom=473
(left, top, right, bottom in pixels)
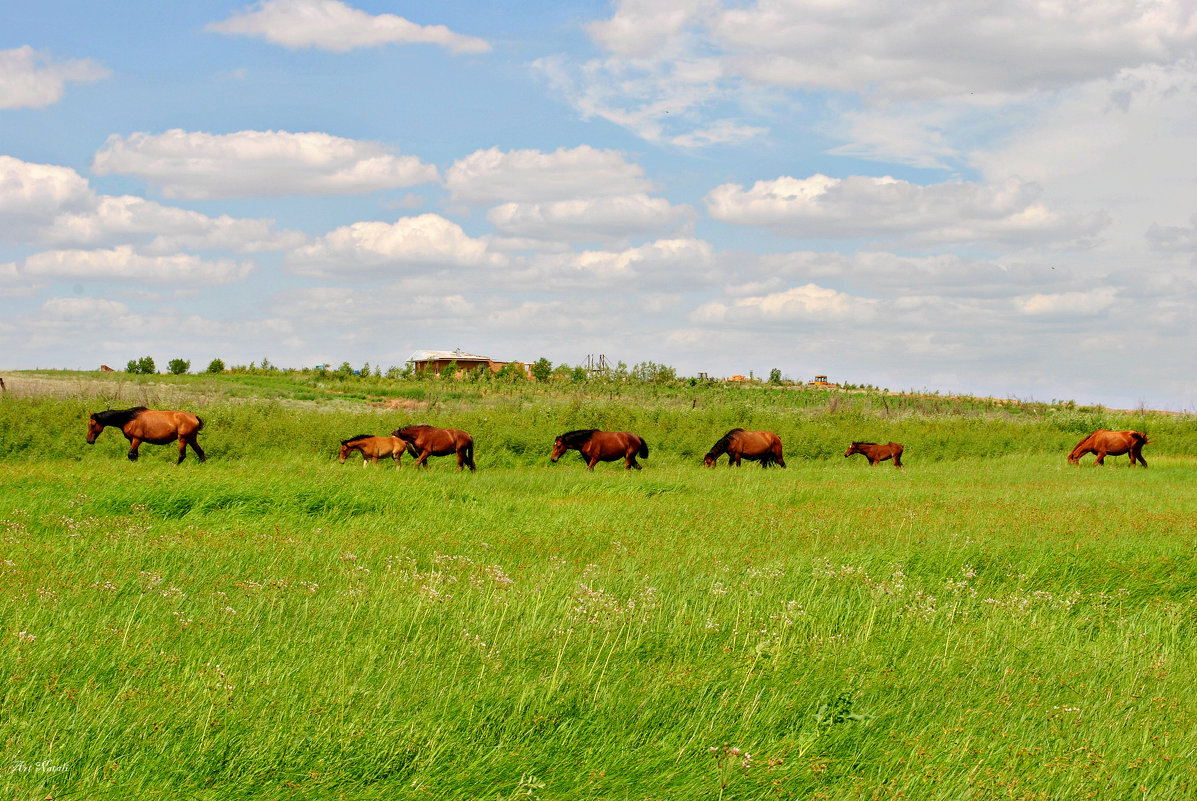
left=86, top=414, right=103, bottom=444
left=550, top=437, right=567, bottom=462
left=844, top=443, right=861, bottom=458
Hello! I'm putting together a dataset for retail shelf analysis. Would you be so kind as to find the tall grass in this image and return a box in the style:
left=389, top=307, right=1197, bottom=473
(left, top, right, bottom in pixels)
left=1, top=373, right=1194, bottom=798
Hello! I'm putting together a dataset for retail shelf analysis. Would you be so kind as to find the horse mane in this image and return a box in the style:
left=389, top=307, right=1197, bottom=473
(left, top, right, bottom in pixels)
left=557, top=429, right=599, bottom=446
left=92, top=407, right=147, bottom=426
left=393, top=424, right=434, bottom=437
left=706, top=428, right=744, bottom=458
left=342, top=434, right=374, bottom=445
left=852, top=441, right=877, bottom=447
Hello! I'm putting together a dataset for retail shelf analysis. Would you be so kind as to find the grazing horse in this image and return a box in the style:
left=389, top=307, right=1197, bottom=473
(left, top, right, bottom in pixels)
left=86, top=406, right=205, bottom=464
left=550, top=429, right=648, bottom=470
left=844, top=441, right=904, bottom=468
left=339, top=434, right=413, bottom=467
left=1068, top=430, right=1148, bottom=467
left=703, top=428, right=785, bottom=468
left=391, top=425, right=475, bottom=471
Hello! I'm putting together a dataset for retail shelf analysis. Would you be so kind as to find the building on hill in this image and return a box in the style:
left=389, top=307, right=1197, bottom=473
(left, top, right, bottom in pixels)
left=407, top=349, right=530, bottom=378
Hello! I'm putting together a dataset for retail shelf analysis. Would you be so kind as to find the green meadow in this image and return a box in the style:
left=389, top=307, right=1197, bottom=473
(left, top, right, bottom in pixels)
left=1, top=371, right=1194, bottom=799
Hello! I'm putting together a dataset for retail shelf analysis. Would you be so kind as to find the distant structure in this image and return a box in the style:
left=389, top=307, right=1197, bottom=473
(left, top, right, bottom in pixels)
left=584, top=354, right=610, bottom=374
left=407, top=349, right=529, bottom=378
left=99, top=365, right=115, bottom=372
left=809, top=375, right=837, bottom=387
left=727, top=374, right=748, bottom=383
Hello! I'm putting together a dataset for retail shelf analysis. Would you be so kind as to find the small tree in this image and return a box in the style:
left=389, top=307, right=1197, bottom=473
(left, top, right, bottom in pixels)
left=496, top=361, right=526, bottom=381
left=336, top=361, right=354, bottom=378
left=359, top=363, right=372, bottom=378
left=206, top=358, right=225, bottom=374
left=127, top=356, right=156, bottom=374
left=768, top=368, right=783, bottom=385
left=168, top=358, right=191, bottom=375
left=126, top=359, right=139, bottom=374
left=530, top=357, right=552, bottom=382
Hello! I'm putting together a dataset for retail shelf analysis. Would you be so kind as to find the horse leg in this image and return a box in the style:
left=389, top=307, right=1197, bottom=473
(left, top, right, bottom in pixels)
left=587, top=455, right=599, bottom=471
left=177, top=436, right=188, bottom=465
left=1094, top=450, right=1106, bottom=466
left=456, top=449, right=464, bottom=472
left=189, top=436, right=206, bottom=463
left=416, top=450, right=431, bottom=468
left=127, top=436, right=141, bottom=461
left=1135, top=448, right=1147, bottom=468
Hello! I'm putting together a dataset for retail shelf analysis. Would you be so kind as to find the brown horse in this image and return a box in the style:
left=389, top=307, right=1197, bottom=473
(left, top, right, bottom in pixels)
left=551, top=429, right=648, bottom=470
left=339, top=434, right=414, bottom=467
left=703, top=428, right=785, bottom=467
left=1068, top=430, right=1148, bottom=467
left=391, top=425, right=475, bottom=471
left=845, top=441, right=904, bottom=468
left=87, top=406, right=205, bottom=463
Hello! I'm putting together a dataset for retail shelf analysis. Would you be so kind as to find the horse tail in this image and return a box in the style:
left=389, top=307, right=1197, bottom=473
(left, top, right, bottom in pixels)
left=465, top=437, right=475, bottom=470
left=637, top=438, right=649, bottom=459
left=194, top=415, right=204, bottom=432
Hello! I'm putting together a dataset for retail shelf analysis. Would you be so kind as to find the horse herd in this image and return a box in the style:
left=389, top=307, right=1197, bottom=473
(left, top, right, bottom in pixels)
left=85, top=407, right=1151, bottom=470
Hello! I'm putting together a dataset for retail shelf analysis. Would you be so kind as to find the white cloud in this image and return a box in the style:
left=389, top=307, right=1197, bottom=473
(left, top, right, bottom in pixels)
left=1018, top=288, right=1119, bottom=316
left=0, top=156, right=304, bottom=253
left=0, top=155, right=94, bottom=223
left=49, top=195, right=306, bottom=253
left=706, top=173, right=1108, bottom=246
left=445, top=146, right=653, bottom=204
left=0, top=46, right=109, bottom=109
left=1147, top=214, right=1197, bottom=254
left=585, top=0, right=1197, bottom=99
left=534, top=53, right=764, bottom=148
left=285, top=213, right=503, bottom=277
left=92, top=129, right=439, bottom=199
left=41, top=296, right=131, bottom=321
left=564, top=237, right=714, bottom=281
left=445, top=146, right=690, bottom=244
left=973, top=64, right=1197, bottom=256
left=487, top=194, right=691, bottom=241
left=693, top=283, right=871, bottom=324
left=545, top=0, right=1197, bottom=152
left=22, top=246, right=253, bottom=285
left=208, top=0, right=490, bottom=54
left=712, top=1, right=1197, bottom=99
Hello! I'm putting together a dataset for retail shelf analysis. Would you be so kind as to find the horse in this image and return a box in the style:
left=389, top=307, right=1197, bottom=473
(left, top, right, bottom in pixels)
left=550, top=429, right=648, bottom=470
left=86, top=406, right=205, bottom=464
left=339, top=434, right=414, bottom=467
left=844, top=441, right=904, bottom=468
left=1068, top=430, right=1148, bottom=467
left=703, top=428, right=785, bottom=468
left=391, top=425, right=475, bottom=471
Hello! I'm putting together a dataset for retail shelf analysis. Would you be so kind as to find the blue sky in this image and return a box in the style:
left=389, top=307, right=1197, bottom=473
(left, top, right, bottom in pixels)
left=3, top=0, right=1196, bottom=409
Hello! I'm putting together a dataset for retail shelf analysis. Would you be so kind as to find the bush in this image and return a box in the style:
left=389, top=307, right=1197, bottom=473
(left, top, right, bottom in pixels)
left=206, top=359, right=225, bottom=374
left=168, top=358, right=191, bottom=375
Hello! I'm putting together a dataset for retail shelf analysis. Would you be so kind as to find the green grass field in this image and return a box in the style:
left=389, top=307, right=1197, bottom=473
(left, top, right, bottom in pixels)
left=1, top=372, right=1194, bottom=799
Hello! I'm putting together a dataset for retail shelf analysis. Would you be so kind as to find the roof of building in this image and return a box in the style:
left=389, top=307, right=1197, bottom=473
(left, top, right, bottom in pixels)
left=407, top=349, right=491, bottom=363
